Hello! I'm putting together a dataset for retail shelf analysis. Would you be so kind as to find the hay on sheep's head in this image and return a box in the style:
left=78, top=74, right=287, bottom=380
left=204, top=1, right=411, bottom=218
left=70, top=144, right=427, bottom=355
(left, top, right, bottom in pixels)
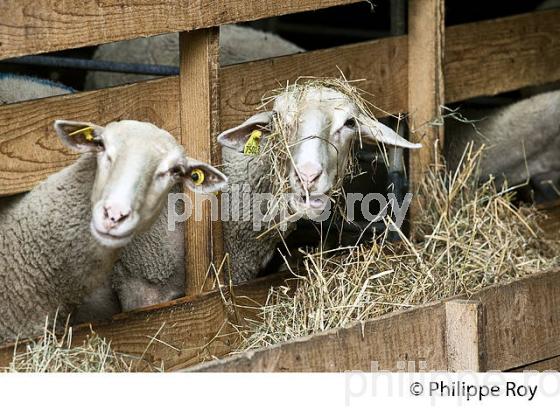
left=250, top=77, right=405, bottom=233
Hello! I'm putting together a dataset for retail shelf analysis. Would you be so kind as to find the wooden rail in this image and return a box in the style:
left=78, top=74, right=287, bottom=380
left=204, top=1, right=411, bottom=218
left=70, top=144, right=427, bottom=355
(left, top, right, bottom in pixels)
left=189, top=269, right=560, bottom=372
left=1, top=10, right=558, bottom=197
left=0, top=0, right=360, bottom=60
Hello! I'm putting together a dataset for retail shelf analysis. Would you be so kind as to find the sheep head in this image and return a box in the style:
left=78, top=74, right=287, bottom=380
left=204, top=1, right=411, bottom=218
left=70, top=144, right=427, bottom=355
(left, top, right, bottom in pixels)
left=218, top=84, right=420, bottom=219
left=54, top=119, right=227, bottom=248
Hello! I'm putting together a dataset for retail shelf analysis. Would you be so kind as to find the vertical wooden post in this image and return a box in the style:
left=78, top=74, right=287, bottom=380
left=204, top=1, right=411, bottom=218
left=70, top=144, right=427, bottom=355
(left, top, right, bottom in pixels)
left=408, top=0, right=445, bottom=233
left=179, top=28, right=224, bottom=296
left=445, top=300, right=485, bottom=371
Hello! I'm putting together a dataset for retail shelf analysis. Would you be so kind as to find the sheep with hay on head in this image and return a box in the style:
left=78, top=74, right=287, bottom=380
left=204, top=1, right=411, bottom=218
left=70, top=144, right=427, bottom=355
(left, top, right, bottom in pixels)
left=217, top=79, right=421, bottom=284
left=0, top=119, right=226, bottom=344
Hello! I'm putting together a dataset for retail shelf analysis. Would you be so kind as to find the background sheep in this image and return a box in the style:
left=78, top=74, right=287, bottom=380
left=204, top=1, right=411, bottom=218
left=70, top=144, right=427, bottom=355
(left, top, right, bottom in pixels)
left=0, top=73, right=73, bottom=104
left=445, top=90, right=560, bottom=203
left=85, top=25, right=303, bottom=89
left=0, top=118, right=226, bottom=343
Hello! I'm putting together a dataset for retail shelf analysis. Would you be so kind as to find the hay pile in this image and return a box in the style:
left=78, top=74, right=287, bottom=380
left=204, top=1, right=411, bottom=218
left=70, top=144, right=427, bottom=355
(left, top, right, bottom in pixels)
left=3, top=316, right=158, bottom=372
left=237, top=145, right=560, bottom=350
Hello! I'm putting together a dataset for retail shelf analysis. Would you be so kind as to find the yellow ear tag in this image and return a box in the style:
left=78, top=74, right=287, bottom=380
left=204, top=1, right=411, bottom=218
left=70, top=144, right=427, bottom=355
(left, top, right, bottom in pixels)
left=68, top=126, right=95, bottom=141
left=243, top=130, right=262, bottom=156
left=190, top=168, right=205, bottom=186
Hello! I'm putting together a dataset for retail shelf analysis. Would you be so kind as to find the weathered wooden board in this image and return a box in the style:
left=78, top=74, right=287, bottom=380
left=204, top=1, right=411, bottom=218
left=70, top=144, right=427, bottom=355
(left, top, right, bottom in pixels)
left=179, top=28, right=224, bottom=295
left=0, top=0, right=359, bottom=59
left=0, top=273, right=288, bottom=371
left=1, top=11, right=559, bottom=196
left=481, top=269, right=560, bottom=371
left=511, top=355, right=560, bottom=372
left=190, top=269, right=560, bottom=372
left=190, top=303, right=448, bottom=372
left=445, top=9, right=560, bottom=102
left=0, top=77, right=180, bottom=195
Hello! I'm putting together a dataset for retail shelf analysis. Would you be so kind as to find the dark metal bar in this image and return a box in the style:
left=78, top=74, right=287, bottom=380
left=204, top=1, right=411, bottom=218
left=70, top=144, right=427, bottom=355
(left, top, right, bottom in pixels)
left=1, top=55, right=179, bottom=76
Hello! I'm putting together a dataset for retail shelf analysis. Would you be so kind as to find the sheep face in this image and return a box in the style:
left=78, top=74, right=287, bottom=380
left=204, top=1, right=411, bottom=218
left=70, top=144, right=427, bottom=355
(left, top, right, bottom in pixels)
left=218, top=85, right=419, bottom=217
left=54, top=120, right=227, bottom=248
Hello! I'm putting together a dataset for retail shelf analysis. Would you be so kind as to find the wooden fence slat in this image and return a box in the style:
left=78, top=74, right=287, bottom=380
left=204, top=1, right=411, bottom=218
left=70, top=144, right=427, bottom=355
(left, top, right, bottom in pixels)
left=0, top=10, right=559, bottom=196
left=189, top=269, right=560, bottom=372
left=190, top=303, right=448, bottom=372
left=179, top=28, right=223, bottom=295
left=0, top=0, right=360, bottom=60
left=445, top=300, right=484, bottom=371
left=407, top=0, right=445, bottom=232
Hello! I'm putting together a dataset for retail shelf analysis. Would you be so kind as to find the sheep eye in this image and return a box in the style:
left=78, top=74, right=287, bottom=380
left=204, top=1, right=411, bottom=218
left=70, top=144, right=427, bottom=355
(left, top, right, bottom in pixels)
left=190, top=168, right=205, bottom=185
left=344, top=118, right=356, bottom=128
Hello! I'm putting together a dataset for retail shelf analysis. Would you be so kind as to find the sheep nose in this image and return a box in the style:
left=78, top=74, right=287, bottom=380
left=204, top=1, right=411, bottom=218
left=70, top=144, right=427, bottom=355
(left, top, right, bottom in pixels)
left=103, top=202, right=131, bottom=228
left=297, top=162, right=323, bottom=188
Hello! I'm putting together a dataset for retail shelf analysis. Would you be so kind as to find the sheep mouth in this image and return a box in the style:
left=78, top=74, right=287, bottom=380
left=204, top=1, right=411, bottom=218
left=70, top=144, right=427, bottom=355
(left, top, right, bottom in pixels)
left=289, top=194, right=329, bottom=217
left=90, top=224, right=134, bottom=247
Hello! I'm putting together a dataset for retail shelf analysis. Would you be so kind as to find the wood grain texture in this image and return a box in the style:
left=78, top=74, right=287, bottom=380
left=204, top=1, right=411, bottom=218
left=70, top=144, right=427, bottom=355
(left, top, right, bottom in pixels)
left=511, top=355, right=560, bottom=372
left=407, top=0, right=445, bottom=231
left=189, top=269, right=560, bottom=372
left=190, top=303, right=448, bottom=372
left=179, top=28, right=224, bottom=295
left=0, top=0, right=360, bottom=59
left=0, top=77, right=181, bottom=196
left=219, top=34, right=408, bottom=129
left=479, top=269, right=560, bottom=371
left=0, top=273, right=289, bottom=371
left=445, top=9, right=560, bottom=102
left=1, top=11, right=559, bottom=196
left=445, top=300, right=484, bottom=371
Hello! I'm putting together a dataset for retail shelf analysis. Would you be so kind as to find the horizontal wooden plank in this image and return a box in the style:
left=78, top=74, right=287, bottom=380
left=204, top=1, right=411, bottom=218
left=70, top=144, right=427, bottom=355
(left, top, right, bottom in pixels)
left=1, top=10, right=559, bottom=195
left=445, top=9, right=560, bottom=102
left=511, top=355, right=560, bottom=372
left=189, top=269, right=560, bottom=372
left=0, top=273, right=289, bottom=371
left=0, top=0, right=358, bottom=59
left=190, top=303, right=448, bottom=372
left=0, top=77, right=180, bottom=195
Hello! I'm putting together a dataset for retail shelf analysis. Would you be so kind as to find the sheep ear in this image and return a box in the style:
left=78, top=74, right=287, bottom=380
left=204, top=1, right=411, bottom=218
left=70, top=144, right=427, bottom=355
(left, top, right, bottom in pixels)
left=54, top=120, right=105, bottom=153
left=217, top=111, right=274, bottom=152
left=356, top=115, right=421, bottom=149
left=181, top=158, right=228, bottom=194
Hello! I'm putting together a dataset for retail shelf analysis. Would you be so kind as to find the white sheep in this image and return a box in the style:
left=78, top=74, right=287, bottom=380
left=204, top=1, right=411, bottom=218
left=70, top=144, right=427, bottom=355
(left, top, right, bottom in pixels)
left=0, top=118, right=226, bottom=343
left=217, top=85, right=421, bottom=283
left=85, top=25, right=303, bottom=89
left=73, top=25, right=303, bottom=319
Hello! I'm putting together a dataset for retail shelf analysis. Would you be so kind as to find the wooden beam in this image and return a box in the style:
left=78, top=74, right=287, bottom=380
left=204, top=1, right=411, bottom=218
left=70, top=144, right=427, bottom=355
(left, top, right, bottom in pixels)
left=407, top=0, right=445, bottom=233
left=0, top=0, right=360, bottom=60
left=0, top=273, right=290, bottom=371
left=1, top=11, right=559, bottom=196
left=190, top=303, right=448, bottom=372
left=445, top=300, right=484, bottom=371
left=190, top=269, right=560, bottom=372
left=179, top=28, right=224, bottom=296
